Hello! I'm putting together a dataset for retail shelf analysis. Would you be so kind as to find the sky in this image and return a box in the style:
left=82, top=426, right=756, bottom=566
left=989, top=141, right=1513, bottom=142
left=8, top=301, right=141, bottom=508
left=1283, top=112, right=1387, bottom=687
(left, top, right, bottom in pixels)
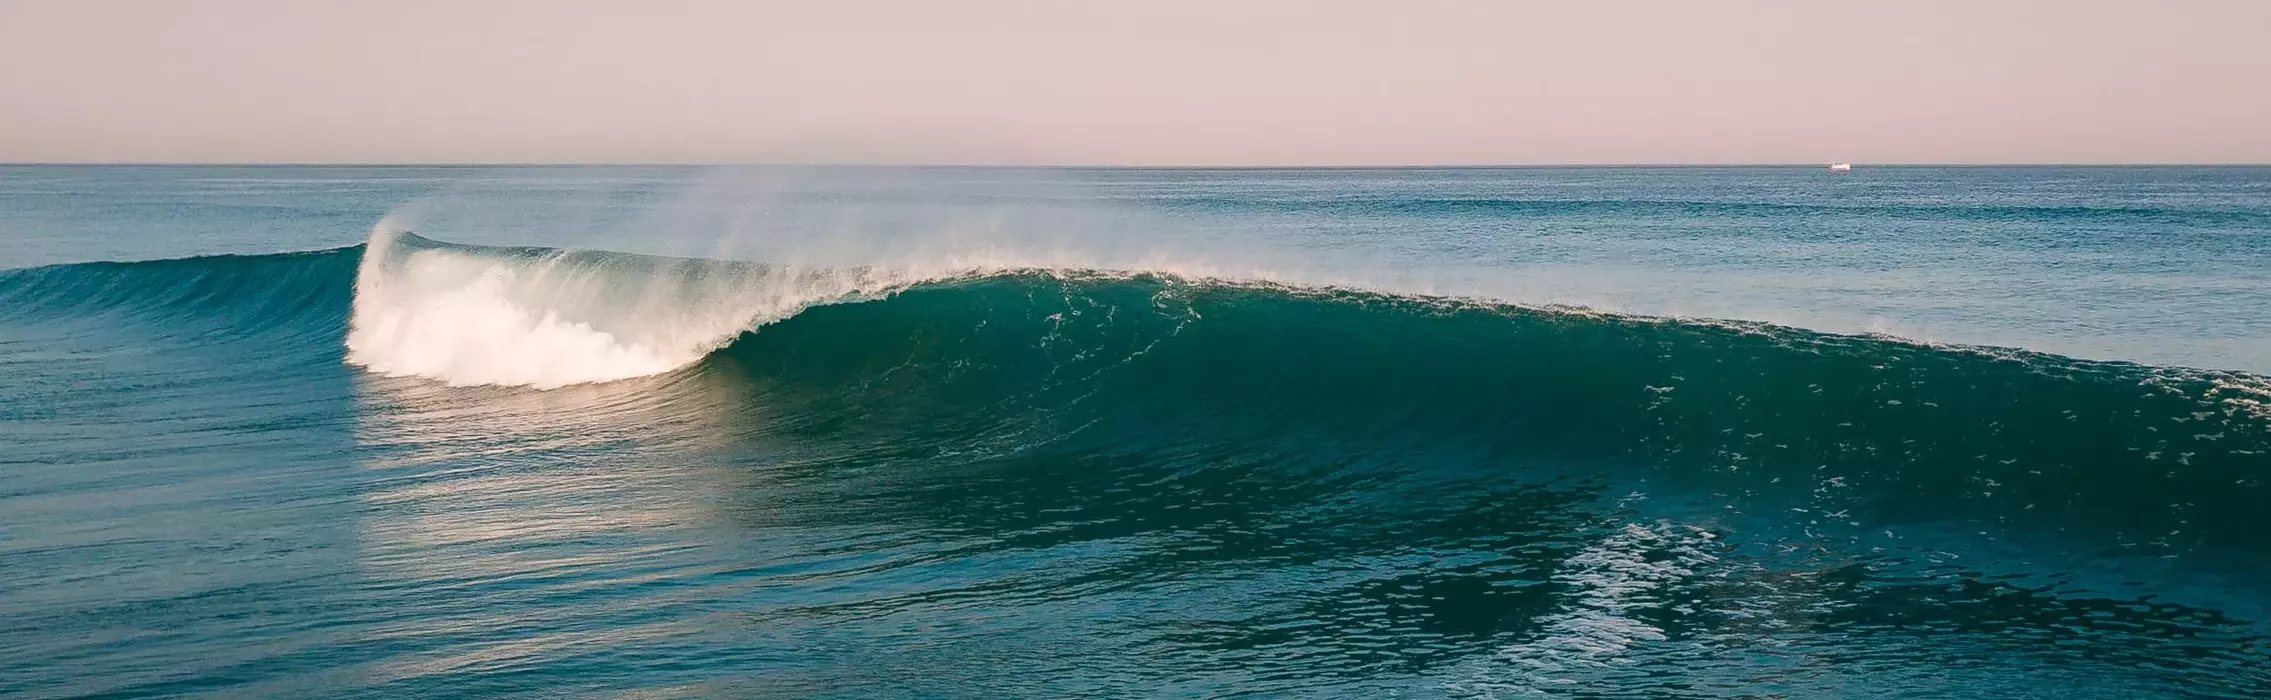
left=1, top=0, right=2266, bottom=165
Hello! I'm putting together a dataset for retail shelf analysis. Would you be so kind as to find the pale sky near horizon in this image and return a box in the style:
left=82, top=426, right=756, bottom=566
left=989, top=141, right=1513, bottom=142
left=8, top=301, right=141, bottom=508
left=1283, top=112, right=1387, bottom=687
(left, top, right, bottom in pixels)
left=2, top=0, right=2267, bottom=165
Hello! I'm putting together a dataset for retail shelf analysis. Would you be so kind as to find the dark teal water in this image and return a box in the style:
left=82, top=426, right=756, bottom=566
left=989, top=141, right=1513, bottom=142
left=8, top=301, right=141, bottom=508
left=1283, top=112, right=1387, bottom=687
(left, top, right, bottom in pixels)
left=2, top=166, right=2269, bottom=698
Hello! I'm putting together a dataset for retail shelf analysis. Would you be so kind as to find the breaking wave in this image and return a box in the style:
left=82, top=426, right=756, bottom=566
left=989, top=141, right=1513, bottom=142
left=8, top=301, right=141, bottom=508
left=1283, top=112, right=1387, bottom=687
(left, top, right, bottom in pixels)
left=7, top=225, right=2271, bottom=694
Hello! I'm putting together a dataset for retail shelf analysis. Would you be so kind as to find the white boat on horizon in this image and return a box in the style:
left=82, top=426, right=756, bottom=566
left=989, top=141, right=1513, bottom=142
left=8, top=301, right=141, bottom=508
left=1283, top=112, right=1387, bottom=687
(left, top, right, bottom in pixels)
left=1828, top=163, right=1854, bottom=172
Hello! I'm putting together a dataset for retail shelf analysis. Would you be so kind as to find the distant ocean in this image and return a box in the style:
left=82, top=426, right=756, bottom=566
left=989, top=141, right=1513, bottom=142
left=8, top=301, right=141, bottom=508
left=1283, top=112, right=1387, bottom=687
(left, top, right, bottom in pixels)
left=3, top=165, right=2268, bottom=698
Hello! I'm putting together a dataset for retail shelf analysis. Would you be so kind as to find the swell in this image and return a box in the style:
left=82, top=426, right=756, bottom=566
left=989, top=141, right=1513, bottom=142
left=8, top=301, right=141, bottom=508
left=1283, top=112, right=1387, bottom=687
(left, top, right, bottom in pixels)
left=0, top=246, right=359, bottom=341
left=6, top=236, right=2269, bottom=557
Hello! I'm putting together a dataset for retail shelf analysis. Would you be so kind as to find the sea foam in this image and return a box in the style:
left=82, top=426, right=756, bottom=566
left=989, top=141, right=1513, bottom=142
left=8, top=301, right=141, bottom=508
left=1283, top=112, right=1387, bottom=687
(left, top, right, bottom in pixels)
left=346, top=224, right=920, bottom=389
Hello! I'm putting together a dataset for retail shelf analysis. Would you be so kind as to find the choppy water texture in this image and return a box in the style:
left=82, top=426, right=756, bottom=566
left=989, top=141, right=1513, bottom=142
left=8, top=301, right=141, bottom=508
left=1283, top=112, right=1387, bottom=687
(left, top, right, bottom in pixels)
left=3, top=166, right=2269, bottom=698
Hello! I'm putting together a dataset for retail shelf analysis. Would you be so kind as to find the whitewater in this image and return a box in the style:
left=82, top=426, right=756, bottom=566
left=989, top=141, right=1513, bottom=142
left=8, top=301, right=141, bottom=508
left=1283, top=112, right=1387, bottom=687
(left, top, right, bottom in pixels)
left=4, top=165, right=2269, bottom=699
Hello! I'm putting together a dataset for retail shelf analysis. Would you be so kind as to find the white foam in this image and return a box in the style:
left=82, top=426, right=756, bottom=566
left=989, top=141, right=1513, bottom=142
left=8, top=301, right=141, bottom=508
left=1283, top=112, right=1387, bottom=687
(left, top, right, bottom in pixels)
left=1448, top=520, right=1719, bottom=697
left=347, top=267, right=681, bottom=388
left=346, top=224, right=924, bottom=389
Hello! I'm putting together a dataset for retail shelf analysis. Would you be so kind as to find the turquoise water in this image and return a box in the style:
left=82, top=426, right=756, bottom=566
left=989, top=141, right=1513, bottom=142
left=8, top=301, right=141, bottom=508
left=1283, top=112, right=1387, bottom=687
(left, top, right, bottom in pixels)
left=2, top=166, right=2268, bottom=698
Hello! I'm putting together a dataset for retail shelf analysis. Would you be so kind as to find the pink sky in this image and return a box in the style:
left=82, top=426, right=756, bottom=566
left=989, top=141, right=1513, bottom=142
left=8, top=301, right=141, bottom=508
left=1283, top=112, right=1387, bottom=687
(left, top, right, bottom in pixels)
left=2, top=0, right=2266, bottom=165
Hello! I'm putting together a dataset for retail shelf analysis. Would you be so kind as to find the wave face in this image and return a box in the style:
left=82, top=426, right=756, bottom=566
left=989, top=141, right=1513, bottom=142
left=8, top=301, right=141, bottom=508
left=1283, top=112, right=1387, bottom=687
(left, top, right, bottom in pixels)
left=5, top=232, right=2271, bottom=698
left=710, top=268, right=2271, bottom=551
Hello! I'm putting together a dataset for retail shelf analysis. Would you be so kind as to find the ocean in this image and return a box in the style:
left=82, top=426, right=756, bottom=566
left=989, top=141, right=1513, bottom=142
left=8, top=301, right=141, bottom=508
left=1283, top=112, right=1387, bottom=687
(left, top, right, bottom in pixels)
left=2, top=165, right=2268, bottom=698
